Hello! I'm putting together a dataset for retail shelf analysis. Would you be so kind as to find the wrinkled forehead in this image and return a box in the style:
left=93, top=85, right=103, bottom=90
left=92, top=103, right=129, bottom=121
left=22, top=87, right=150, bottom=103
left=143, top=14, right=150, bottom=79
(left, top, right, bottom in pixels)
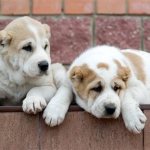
left=82, top=58, right=129, bottom=84
left=69, top=61, right=118, bottom=87
left=5, top=17, right=47, bottom=42
left=95, top=59, right=130, bottom=84
left=88, top=62, right=117, bottom=83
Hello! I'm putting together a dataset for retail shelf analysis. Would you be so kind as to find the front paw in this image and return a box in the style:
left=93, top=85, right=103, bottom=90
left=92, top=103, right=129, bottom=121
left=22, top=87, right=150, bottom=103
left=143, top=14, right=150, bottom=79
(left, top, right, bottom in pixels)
left=22, top=96, right=47, bottom=114
left=123, top=107, right=147, bottom=134
left=43, top=104, right=66, bottom=127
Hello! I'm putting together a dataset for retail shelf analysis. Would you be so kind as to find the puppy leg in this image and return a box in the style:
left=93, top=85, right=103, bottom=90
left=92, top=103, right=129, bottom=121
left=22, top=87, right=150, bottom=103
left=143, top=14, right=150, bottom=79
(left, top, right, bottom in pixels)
left=43, top=63, right=73, bottom=127
left=22, top=85, right=56, bottom=114
left=121, top=80, right=147, bottom=134
left=43, top=85, right=72, bottom=127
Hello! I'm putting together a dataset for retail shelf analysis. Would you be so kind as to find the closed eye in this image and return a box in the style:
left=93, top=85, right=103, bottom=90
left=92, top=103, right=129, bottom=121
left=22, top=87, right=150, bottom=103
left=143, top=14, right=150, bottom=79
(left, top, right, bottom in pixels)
left=0, top=43, right=4, bottom=47
left=91, top=82, right=103, bottom=93
left=22, top=44, right=32, bottom=52
left=44, top=44, right=48, bottom=50
left=113, top=85, right=121, bottom=92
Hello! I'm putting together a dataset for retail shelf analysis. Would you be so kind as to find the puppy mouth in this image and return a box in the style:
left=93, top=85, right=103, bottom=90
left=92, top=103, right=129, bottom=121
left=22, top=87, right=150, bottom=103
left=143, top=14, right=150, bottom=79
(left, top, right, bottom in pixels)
left=23, top=70, right=49, bottom=78
left=102, top=114, right=118, bottom=119
left=91, top=114, right=117, bottom=120
left=102, top=111, right=120, bottom=119
left=38, top=71, right=49, bottom=76
left=91, top=105, right=119, bottom=119
left=92, top=111, right=119, bottom=119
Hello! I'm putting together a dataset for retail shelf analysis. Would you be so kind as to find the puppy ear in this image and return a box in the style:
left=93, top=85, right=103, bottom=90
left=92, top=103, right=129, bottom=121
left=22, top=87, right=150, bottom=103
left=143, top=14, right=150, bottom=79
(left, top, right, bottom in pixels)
left=70, top=65, right=91, bottom=83
left=70, top=66, right=84, bottom=82
left=118, top=67, right=130, bottom=82
left=43, top=24, right=51, bottom=38
left=0, top=30, right=12, bottom=49
left=114, top=59, right=130, bottom=82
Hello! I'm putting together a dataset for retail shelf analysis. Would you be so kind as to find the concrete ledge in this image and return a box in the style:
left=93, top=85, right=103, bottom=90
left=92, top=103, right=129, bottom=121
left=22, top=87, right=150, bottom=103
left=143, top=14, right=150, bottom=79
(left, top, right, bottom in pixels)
left=0, top=104, right=150, bottom=112
left=0, top=105, right=150, bottom=150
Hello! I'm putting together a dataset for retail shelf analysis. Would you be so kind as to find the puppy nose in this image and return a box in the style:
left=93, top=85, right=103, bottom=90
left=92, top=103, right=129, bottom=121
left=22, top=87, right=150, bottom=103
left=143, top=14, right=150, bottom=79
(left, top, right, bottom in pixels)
left=105, top=104, right=116, bottom=115
left=38, top=61, right=49, bottom=72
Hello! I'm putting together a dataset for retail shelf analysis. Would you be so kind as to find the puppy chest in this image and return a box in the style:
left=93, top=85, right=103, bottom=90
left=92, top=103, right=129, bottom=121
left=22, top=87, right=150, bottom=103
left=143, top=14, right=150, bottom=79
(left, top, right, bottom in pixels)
left=0, top=82, right=30, bottom=101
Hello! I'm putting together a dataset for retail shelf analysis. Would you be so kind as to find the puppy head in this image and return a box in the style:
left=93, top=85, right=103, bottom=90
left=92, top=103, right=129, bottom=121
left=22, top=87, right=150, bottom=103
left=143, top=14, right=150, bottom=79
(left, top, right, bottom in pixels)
left=0, top=16, right=51, bottom=77
left=69, top=61, right=130, bottom=119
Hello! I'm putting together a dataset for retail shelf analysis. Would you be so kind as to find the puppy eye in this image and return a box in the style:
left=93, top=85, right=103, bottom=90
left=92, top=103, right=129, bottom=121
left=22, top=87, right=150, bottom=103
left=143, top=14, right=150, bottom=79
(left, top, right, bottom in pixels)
left=113, top=85, right=121, bottom=92
left=91, top=85, right=103, bottom=93
left=0, top=43, right=5, bottom=47
left=44, top=44, right=48, bottom=50
left=22, top=45, right=32, bottom=52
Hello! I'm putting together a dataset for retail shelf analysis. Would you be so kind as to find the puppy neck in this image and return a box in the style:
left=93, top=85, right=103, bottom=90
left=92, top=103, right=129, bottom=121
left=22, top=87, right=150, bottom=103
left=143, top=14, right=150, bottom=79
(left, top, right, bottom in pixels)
left=0, top=55, right=26, bottom=86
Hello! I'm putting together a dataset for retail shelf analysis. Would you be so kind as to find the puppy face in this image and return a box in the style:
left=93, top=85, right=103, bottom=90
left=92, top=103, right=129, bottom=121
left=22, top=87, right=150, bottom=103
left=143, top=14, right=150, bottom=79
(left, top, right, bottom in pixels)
left=69, top=47, right=130, bottom=119
left=0, top=16, right=51, bottom=77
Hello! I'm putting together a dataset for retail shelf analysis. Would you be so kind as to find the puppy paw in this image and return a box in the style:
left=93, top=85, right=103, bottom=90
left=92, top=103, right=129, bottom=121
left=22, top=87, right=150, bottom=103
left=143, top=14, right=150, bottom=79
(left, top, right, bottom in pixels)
left=22, top=96, right=47, bottom=114
left=43, top=104, right=66, bottom=127
left=123, top=107, right=147, bottom=134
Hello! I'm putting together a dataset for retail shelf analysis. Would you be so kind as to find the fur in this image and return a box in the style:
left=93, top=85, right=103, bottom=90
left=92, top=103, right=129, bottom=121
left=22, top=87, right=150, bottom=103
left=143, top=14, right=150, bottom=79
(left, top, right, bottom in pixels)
left=0, top=16, right=73, bottom=127
left=68, top=45, right=150, bottom=133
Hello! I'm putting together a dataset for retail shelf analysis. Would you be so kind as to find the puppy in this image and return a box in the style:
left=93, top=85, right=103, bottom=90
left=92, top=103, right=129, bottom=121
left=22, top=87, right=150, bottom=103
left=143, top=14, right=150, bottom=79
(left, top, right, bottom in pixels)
left=68, top=45, right=150, bottom=133
left=0, top=16, right=72, bottom=127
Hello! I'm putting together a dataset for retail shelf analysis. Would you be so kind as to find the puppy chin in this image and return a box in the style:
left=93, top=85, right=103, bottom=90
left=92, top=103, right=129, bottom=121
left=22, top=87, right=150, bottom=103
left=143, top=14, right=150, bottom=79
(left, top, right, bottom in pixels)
left=23, top=69, right=39, bottom=78
left=102, top=112, right=120, bottom=119
left=91, top=108, right=120, bottom=119
left=39, top=71, right=49, bottom=76
left=91, top=109, right=104, bottom=119
left=113, top=109, right=121, bottom=119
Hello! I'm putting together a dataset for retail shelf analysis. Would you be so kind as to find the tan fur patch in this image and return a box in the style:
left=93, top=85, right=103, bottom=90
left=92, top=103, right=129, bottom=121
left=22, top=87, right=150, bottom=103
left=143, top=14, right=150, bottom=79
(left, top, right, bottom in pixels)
left=123, top=52, right=145, bottom=83
left=0, top=17, right=50, bottom=69
left=70, top=64, right=102, bottom=100
left=4, top=17, right=48, bottom=53
left=112, top=78, right=126, bottom=95
left=114, top=59, right=130, bottom=82
left=0, top=30, right=11, bottom=45
left=97, top=63, right=109, bottom=70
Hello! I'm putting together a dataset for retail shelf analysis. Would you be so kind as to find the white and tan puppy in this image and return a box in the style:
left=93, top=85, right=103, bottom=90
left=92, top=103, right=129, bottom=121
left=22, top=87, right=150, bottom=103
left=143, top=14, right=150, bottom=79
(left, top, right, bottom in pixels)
left=68, top=45, right=150, bottom=133
left=0, top=16, right=72, bottom=127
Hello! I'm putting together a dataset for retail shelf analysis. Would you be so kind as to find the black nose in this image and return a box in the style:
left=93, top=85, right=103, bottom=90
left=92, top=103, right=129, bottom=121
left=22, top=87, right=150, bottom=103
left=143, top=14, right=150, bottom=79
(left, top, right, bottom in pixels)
left=105, top=104, right=116, bottom=115
left=38, top=61, right=49, bottom=72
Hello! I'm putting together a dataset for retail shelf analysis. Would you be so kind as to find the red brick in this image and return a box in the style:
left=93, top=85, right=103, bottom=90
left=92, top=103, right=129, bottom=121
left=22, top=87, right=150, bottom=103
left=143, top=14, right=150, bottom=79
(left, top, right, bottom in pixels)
left=40, top=112, right=143, bottom=150
left=1, top=0, right=30, bottom=15
left=0, top=17, right=91, bottom=64
left=143, top=19, right=150, bottom=51
left=144, top=110, right=150, bottom=150
left=0, top=113, right=39, bottom=150
left=42, top=17, right=92, bottom=64
left=128, top=0, right=150, bottom=14
left=97, top=0, right=126, bottom=14
left=33, top=0, right=62, bottom=14
left=0, top=19, right=13, bottom=30
left=64, top=0, right=94, bottom=14
left=96, top=17, right=141, bottom=49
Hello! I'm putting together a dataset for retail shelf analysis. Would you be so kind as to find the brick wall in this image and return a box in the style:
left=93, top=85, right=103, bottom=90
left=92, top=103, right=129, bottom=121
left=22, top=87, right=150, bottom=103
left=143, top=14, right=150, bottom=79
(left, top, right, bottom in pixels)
left=0, top=0, right=150, bottom=64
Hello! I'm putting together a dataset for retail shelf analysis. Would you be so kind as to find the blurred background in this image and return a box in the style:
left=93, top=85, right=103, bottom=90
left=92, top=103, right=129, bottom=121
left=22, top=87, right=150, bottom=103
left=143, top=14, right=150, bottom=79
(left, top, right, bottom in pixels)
left=0, top=0, right=150, bottom=65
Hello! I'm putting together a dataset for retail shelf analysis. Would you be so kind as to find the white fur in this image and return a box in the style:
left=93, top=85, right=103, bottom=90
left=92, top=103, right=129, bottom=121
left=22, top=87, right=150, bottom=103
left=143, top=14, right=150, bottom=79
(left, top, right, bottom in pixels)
left=0, top=17, right=73, bottom=127
left=68, top=45, right=150, bottom=133
left=43, top=63, right=73, bottom=126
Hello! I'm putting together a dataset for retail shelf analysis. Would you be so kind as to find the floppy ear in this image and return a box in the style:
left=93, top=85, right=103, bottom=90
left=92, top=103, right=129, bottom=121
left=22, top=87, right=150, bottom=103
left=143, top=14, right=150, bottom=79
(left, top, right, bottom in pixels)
left=70, top=65, right=90, bottom=83
left=0, top=30, right=12, bottom=50
left=43, top=24, right=51, bottom=38
left=70, top=66, right=84, bottom=82
left=118, top=67, right=130, bottom=82
left=114, top=59, right=130, bottom=82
